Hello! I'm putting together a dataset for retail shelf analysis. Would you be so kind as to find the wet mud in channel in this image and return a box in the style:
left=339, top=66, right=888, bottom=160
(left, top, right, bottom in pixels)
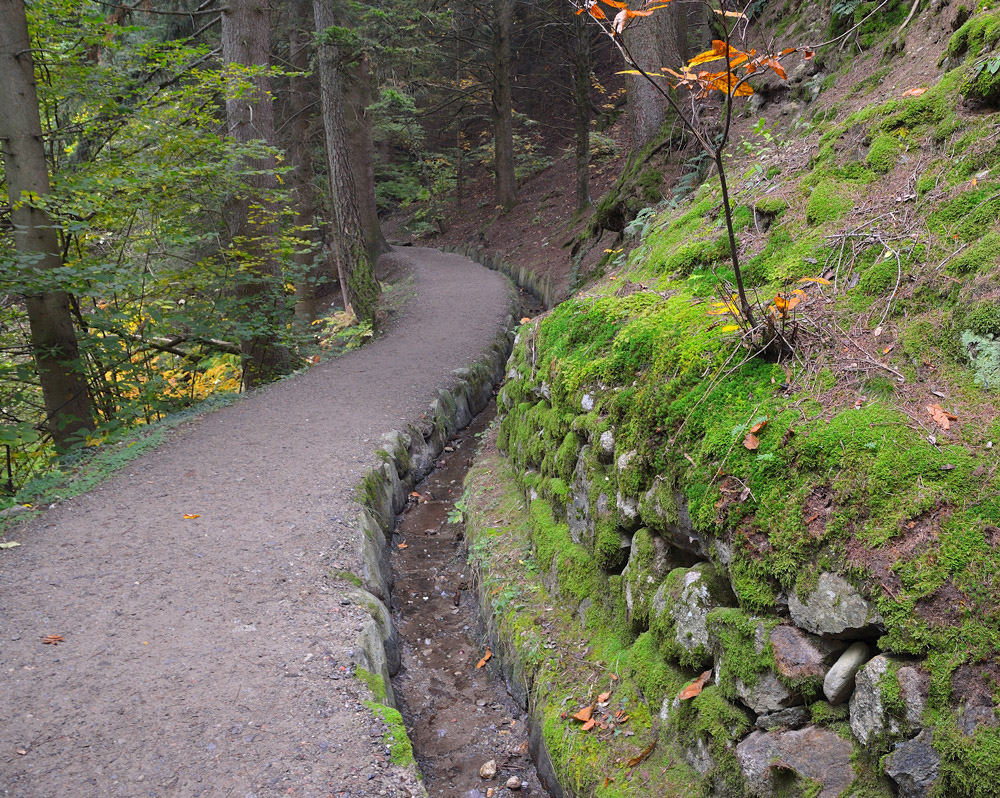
left=390, top=402, right=552, bottom=798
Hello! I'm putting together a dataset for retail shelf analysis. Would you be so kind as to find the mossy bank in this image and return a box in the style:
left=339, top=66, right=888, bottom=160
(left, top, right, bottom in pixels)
left=463, top=0, right=1000, bottom=794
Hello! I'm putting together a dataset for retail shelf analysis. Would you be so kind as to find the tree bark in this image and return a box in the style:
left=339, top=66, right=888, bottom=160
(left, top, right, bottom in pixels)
left=623, top=2, right=699, bottom=149
left=491, top=0, right=518, bottom=211
left=0, top=0, right=95, bottom=451
left=220, top=0, right=293, bottom=387
left=313, top=0, right=381, bottom=324
left=570, top=5, right=592, bottom=213
left=284, top=0, right=328, bottom=322
left=343, top=53, right=389, bottom=265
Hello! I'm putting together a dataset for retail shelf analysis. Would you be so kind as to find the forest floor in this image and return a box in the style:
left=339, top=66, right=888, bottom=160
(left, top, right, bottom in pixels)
left=0, top=247, right=511, bottom=798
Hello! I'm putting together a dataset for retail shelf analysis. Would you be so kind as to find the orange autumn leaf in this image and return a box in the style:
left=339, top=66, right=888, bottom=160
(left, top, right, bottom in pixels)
left=902, top=87, right=928, bottom=97
left=183, top=514, right=200, bottom=519
left=581, top=718, right=596, bottom=731
left=598, top=691, right=611, bottom=702
left=397, top=542, right=408, bottom=549
left=743, top=432, right=760, bottom=451
left=476, top=648, right=493, bottom=668
left=927, top=404, right=957, bottom=430
left=749, top=419, right=768, bottom=435
left=610, top=672, right=619, bottom=680
left=678, top=669, right=713, bottom=700
left=40, top=634, right=64, bottom=645
left=571, top=705, right=594, bottom=722
left=520, top=317, right=531, bottom=323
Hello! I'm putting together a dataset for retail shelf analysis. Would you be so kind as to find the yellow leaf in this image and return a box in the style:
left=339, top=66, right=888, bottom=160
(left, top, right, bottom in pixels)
left=798, top=276, right=831, bottom=285
left=721, top=324, right=741, bottom=332
left=183, top=514, right=200, bottom=519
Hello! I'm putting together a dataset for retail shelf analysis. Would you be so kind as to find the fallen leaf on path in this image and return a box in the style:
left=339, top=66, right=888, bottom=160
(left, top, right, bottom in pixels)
left=902, top=87, right=927, bottom=97
left=743, top=432, right=760, bottom=450
left=581, top=718, right=596, bottom=731
left=0, top=541, right=21, bottom=549
left=40, top=635, right=64, bottom=645
left=610, top=673, right=619, bottom=681
left=597, top=691, right=611, bottom=703
left=571, top=705, right=593, bottom=722
left=183, top=514, right=200, bottom=519
left=520, top=317, right=531, bottom=324
left=397, top=542, right=408, bottom=549
left=678, top=669, right=713, bottom=700
left=476, top=648, right=492, bottom=668
left=626, top=739, right=657, bottom=768
left=749, top=419, right=768, bottom=434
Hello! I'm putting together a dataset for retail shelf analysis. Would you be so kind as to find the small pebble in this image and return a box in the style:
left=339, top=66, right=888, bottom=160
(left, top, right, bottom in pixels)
left=506, top=776, right=522, bottom=790
left=479, top=759, right=497, bottom=779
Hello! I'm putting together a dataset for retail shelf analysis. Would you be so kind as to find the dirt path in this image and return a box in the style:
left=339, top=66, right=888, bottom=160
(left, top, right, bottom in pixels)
left=0, top=248, right=512, bottom=798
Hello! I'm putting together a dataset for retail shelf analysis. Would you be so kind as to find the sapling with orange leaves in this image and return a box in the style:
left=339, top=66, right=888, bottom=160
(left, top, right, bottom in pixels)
left=571, top=0, right=815, bottom=341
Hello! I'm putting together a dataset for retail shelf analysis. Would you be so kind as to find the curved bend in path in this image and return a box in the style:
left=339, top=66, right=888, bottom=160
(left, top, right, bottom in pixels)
left=0, top=248, right=511, bottom=798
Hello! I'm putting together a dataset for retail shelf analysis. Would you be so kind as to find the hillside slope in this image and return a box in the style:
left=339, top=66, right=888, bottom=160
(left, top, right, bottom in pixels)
left=456, top=1, right=1000, bottom=796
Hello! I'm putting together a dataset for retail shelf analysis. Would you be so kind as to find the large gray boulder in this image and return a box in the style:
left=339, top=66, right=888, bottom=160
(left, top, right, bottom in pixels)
left=885, top=730, right=940, bottom=798
left=651, top=563, right=736, bottom=666
left=622, top=529, right=674, bottom=632
left=736, top=725, right=854, bottom=798
left=770, top=624, right=847, bottom=682
left=850, top=655, right=927, bottom=747
left=735, top=670, right=801, bottom=715
left=788, top=572, right=883, bottom=638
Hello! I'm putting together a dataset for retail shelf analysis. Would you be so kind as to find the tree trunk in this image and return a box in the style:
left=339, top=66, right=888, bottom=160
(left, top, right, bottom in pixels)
left=285, top=0, right=327, bottom=322
left=491, top=0, right=518, bottom=211
left=0, top=0, right=94, bottom=451
left=343, top=54, right=389, bottom=265
left=313, top=0, right=381, bottom=325
left=570, top=6, right=592, bottom=213
left=623, top=3, right=694, bottom=150
left=220, top=0, right=292, bottom=387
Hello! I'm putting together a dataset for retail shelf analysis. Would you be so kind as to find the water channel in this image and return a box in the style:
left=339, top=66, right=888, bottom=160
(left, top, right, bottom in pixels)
left=389, top=289, right=552, bottom=798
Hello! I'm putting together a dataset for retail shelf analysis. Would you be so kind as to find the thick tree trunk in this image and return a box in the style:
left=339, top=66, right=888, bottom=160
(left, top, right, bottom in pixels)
left=313, top=0, right=381, bottom=325
left=624, top=2, right=699, bottom=150
left=0, top=0, right=94, bottom=450
left=220, top=0, right=292, bottom=387
left=570, top=6, right=592, bottom=213
left=343, top=54, right=389, bottom=264
left=491, top=0, right=518, bottom=211
left=285, top=0, right=327, bottom=322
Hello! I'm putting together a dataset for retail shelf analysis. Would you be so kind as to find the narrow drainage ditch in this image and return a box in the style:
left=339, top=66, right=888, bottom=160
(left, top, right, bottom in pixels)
left=390, top=291, right=552, bottom=798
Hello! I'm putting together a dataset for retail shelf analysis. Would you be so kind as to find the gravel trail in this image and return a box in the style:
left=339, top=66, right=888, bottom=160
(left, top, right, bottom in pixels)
left=0, top=247, right=512, bottom=798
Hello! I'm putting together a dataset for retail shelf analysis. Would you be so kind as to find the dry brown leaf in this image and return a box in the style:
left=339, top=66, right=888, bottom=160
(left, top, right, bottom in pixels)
left=678, top=669, right=713, bottom=700
left=609, top=673, right=619, bottom=681
left=581, top=718, right=596, bottom=731
left=927, top=404, right=957, bottom=430
left=743, top=432, right=760, bottom=450
left=571, top=705, right=593, bottom=722
left=598, top=691, right=611, bottom=703
left=749, top=419, right=768, bottom=434
left=625, top=739, right=657, bottom=768
left=40, top=634, right=64, bottom=645
left=397, top=542, right=408, bottom=549
left=902, top=87, right=928, bottom=97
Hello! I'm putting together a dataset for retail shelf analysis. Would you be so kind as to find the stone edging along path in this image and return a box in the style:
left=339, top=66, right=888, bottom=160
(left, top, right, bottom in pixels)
left=0, top=246, right=514, bottom=798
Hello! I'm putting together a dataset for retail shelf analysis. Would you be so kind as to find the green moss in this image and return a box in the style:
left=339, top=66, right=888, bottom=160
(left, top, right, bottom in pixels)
left=948, top=9, right=1000, bottom=58
left=857, top=252, right=901, bottom=295
left=948, top=233, right=1000, bottom=275
left=624, top=631, right=690, bottom=706
left=357, top=667, right=388, bottom=702
left=806, top=182, right=853, bottom=225
left=755, top=197, right=789, bottom=216
left=333, top=569, right=364, bottom=587
left=554, top=431, right=581, bottom=481
left=706, top=608, right=778, bottom=698
left=928, top=188, right=1000, bottom=242
left=966, top=302, right=1000, bottom=337
left=365, top=701, right=416, bottom=767
left=530, top=498, right=604, bottom=603
left=866, top=135, right=902, bottom=174
left=962, top=59, right=1000, bottom=105
left=810, top=700, right=850, bottom=725
left=659, top=236, right=729, bottom=276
